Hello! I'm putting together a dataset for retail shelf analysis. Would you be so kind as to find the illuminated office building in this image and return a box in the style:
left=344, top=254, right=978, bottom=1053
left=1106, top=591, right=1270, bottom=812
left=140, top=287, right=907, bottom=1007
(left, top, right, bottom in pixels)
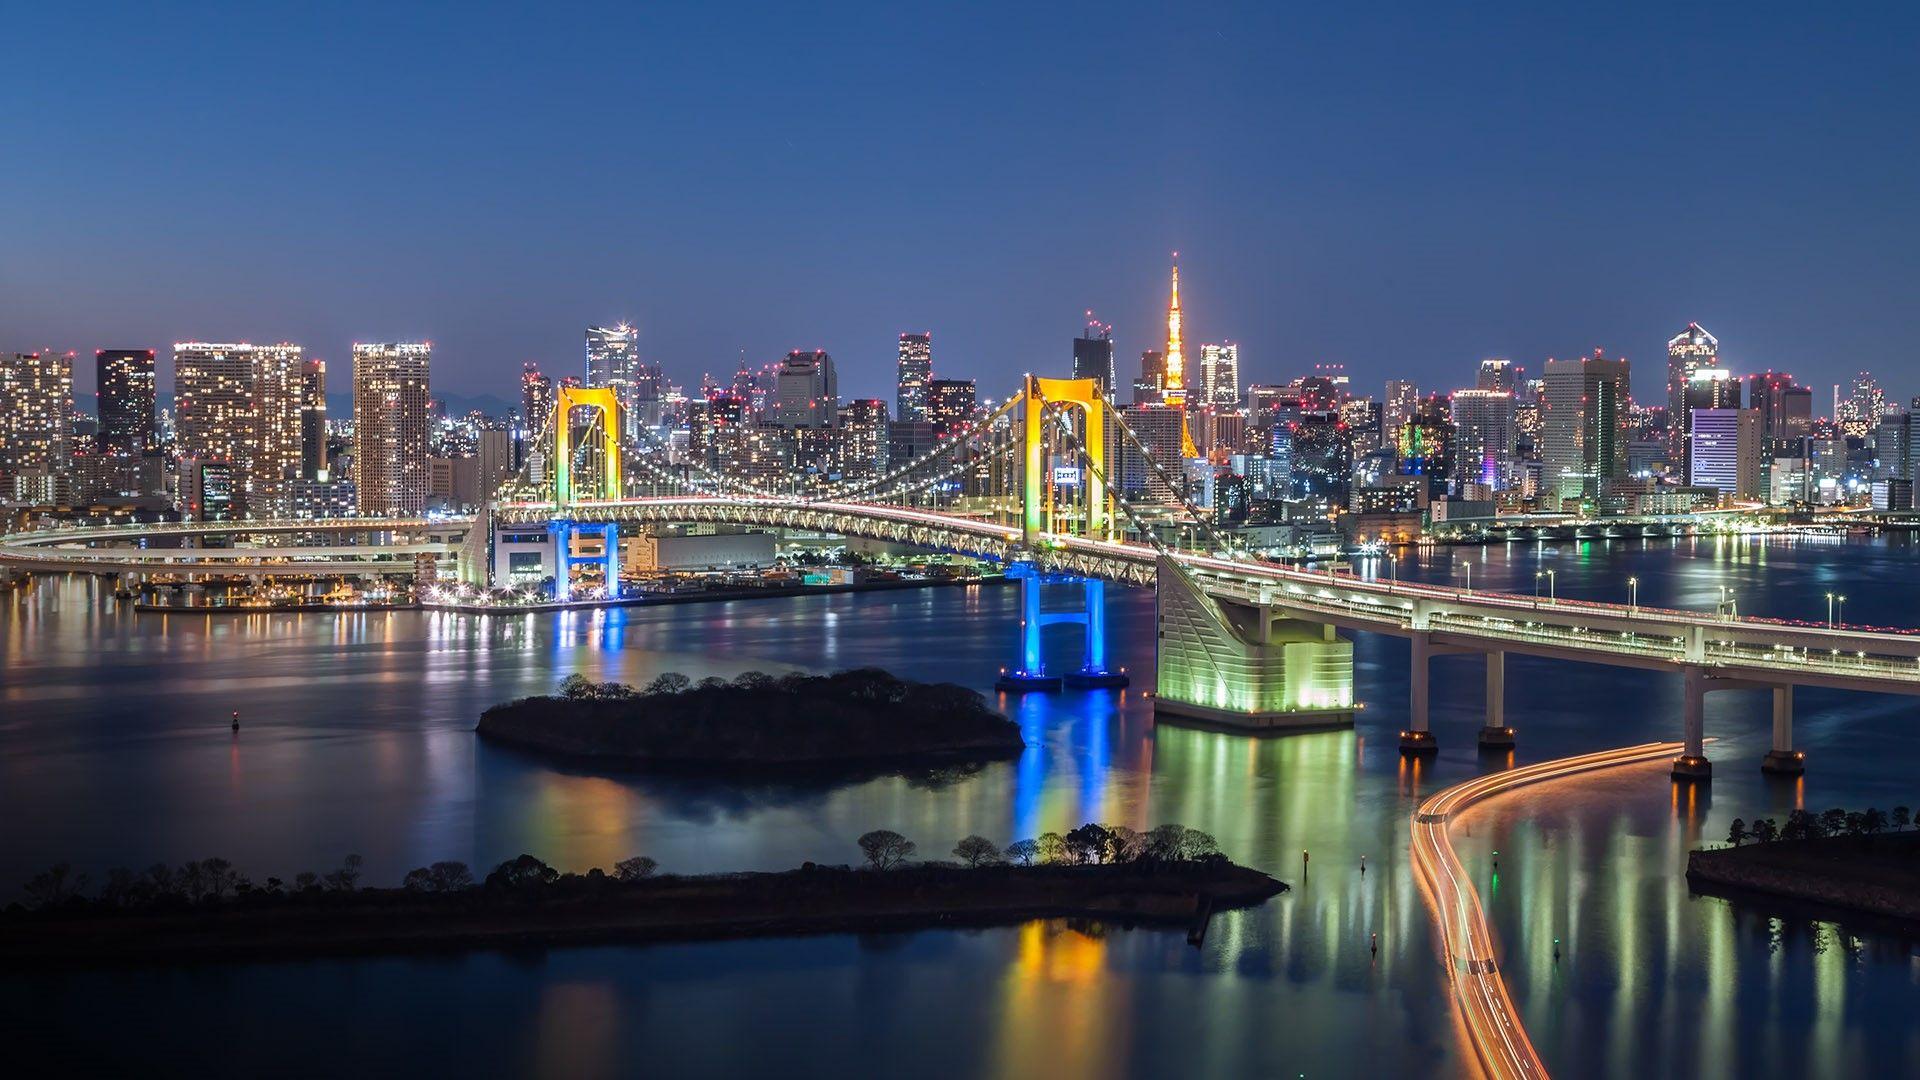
left=1666, top=323, right=1719, bottom=454
left=1476, top=358, right=1516, bottom=394
left=927, top=379, right=977, bottom=439
left=772, top=350, right=837, bottom=428
left=896, top=332, right=932, bottom=423
left=0, top=351, right=74, bottom=500
left=96, top=349, right=156, bottom=454
left=1544, top=350, right=1631, bottom=505
left=1449, top=389, right=1516, bottom=492
left=1689, top=407, right=1763, bottom=500
left=1072, top=316, right=1116, bottom=396
left=352, top=342, right=432, bottom=516
left=585, top=324, right=642, bottom=435
left=300, top=359, right=328, bottom=479
left=174, top=342, right=304, bottom=516
left=1200, top=343, right=1241, bottom=406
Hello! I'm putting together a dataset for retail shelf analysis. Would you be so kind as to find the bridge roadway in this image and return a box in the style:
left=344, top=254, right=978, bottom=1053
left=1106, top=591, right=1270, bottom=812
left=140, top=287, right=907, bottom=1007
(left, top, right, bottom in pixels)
left=503, top=496, right=1920, bottom=695
left=0, top=518, right=466, bottom=576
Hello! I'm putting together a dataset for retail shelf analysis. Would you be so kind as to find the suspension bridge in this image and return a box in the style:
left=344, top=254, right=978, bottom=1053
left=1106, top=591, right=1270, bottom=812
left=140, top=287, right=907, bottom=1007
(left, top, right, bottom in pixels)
left=11, top=374, right=1920, bottom=779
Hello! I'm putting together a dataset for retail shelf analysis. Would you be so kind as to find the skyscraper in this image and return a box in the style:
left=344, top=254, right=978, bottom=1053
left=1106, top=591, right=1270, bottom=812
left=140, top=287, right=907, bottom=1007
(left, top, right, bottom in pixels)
left=1072, top=316, right=1116, bottom=396
left=1689, top=407, right=1763, bottom=499
left=174, top=342, right=304, bottom=516
left=352, top=342, right=432, bottom=516
left=1745, top=371, right=1812, bottom=441
left=585, top=324, right=642, bottom=436
left=1543, top=351, right=1631, bottom=505
left=1449, top=389, right=1516, bottom=491
left=772, top=349, right=837, bottom=428
left=0, top=352, right=74, bottom=500
left=1383, top=380, right=1419, bottom=441
left=895, top=332, right=932, bottom=423
left=300, top=359, right=328, bottom=479
left=96, top=349, right=156, bottom=454
left=521, top=363, right=554, bottom=433
left=1200, top=343, right=1241, bottom=406
left=1133, top=350, right=1165, bottom=405
left=927, top=378, right=977, bottom=439
left=1666, top=323, right=1719, bottom=455
left=1476, top=358, right=1516, bottom=394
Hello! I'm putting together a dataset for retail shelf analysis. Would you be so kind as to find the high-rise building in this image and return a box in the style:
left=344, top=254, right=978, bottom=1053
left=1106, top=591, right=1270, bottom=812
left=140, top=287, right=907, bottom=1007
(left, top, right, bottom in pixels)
left=1072, top=316, right=1116, bottom=396
left=1200, top=343, right=1241, bottom=406
left=1543, top=350, right=1631, bottom=505
left=1476, top=358, right=1517, bottom=394
left=1118, top=403, right=1185, bottom=502
left=521, top=363, right=554, bottom=433
left=1449, top=389, right=1516, bottom=491
left=1161, top=259, right=1187, bottom=407
left=1666, top=323, right=1719, bottom=454
left=96, top=349, right=156, bottom=454
left=174, top=342, right=304, bottom=516
left=585, top=324, right=642, bottom=437
left=927, top=379, right=977, bottom=439
left=352, top=342, right=432, bottom=516
left=834, top=398, right=890, bottom=480
left=895, top=332, right=932, bottom=423
left=1689, top=408, right=1763, bottom=500
left=1745, top=371, right=1813, bottom=442
left=1133, top=349, right=1166, bottom=405
left=1681, top=369, right=1740, bottom=477
left=476, top=428, right=512, bottom=503
left=1383, top=380, right=1419, bottom=441
left=772, top=349, right=837, bottom=428
left=0, top=352, right=75, bottom=500
left=299, top=359, right=328, bottom=480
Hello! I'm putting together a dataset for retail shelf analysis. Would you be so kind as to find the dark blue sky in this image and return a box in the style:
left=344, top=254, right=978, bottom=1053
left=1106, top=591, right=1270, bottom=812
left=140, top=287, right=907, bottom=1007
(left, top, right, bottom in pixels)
left=6, top=3, right=1918, bottom=407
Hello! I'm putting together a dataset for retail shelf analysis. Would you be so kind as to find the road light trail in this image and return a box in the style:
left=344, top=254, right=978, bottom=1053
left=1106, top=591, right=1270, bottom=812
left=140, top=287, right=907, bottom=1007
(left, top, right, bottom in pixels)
left=1410, top=741, right=1688, bottom=1080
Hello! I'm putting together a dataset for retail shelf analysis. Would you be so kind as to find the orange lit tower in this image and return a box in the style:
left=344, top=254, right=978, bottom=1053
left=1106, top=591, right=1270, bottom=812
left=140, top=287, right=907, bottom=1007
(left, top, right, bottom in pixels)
left=1161, top=255, right=1199, bottom=457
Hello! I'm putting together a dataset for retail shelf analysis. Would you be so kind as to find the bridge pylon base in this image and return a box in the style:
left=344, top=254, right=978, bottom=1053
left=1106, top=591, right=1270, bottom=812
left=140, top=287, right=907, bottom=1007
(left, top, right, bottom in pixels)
left=1476, top=726, right=1516, bottom=750
left=996, top=671, right=1063, bottom=693
left=1760, top=749, right=1806, bottom=776
left=1064, top=670, right=1129, bottom=690
left=1670, top=755, right=1713, bottom=782
left=1399, top=730, right=1438, bottom=755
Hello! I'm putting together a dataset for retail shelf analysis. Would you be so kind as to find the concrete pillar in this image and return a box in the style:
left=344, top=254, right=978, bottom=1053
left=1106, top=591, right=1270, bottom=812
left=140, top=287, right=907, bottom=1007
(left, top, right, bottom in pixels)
left=1672, top=664, right=1712, bottom=781
left=1479, top=650, right=1514, bottom=749
left=601, top=524, right=620, bottom=598
left=1762, top=684, right=1804, bottom=775
left=1400, top=631, right=1437, bottom=754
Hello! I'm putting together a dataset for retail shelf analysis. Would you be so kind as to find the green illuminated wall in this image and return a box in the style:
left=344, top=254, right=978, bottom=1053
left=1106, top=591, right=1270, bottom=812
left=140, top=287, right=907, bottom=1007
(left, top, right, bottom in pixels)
left=1153, top=557, right=1354, bottom=727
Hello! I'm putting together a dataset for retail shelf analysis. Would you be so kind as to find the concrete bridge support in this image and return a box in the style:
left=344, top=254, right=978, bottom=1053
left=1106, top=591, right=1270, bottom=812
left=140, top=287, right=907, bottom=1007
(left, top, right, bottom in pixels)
left=1399, top=632, right=1437, bottom=754
left=1672, top=665, right=1713, bottom=781
left=1761, top=685, right=1805, bottom=775
left=1153, top=557, right=1353, bottom=731
left=1478, top=650, right=1515, bottom=750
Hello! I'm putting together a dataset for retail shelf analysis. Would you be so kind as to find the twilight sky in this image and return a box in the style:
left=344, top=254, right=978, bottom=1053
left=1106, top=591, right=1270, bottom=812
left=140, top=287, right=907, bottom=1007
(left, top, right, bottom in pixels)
left=5, top=3, right=1918, bottom=408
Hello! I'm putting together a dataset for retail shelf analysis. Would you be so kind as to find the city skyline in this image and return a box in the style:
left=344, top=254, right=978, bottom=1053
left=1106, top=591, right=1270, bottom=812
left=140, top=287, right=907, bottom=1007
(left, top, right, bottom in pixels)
left=6, top=5, right=1918, bottom=403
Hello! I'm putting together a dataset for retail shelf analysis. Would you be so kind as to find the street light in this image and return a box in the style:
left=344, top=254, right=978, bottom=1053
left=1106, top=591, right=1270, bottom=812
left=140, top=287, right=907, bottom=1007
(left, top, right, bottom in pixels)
left=1628, top=575, right=1639, bottom=613
left=1827, top=591, right=1836, bottom=629
left=1455, top=561, right=1472, bottom=592
left=1543, top=568, right=1556, bottom=603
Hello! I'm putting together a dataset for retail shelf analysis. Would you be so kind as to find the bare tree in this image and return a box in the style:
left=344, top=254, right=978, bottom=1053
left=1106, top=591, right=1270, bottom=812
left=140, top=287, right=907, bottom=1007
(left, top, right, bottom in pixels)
left=645, top=672, right=692, bottom=696
left=22, top=864, right=88, bottom=909
left=1035, top=832, right=1068, bottom=864
left=953, top=836, right=1000, bottom=868
left=1003, top=839, right=1039, bottom=866
left=858, top=830, right=916, bottom=870
left=614, top=856, right=659, bottom=881
left=323, top=854, right=364, bottom=891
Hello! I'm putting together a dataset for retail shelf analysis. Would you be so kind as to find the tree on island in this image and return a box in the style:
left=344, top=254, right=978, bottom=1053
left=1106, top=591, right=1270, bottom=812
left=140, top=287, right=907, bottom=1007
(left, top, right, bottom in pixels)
left=644, top=672, right=691, bottom=696
left=22, top=863, right=88, bottom=909
left=1035, top=833, right=1067, bottom=864
left=486, top=854, right=558, bottom=889
left=403, top=861, right=473, bottom=892
left=1727, top=819, right=1746, bottom=847
left=1750, top=818, right=1778, bottom=844
left=1003, top=839, right=1039, bottom=866
left=858, top=830, right=916, bottom=870
left=323, top=854, right=365, bottom=892
left=953, top=836, right=1001, bottom=868
left=1894, top=806, right=1911, bottom=832
left=1064, top=824, right=1112, bottom=864
left=614, top=856, right=658, bottom=881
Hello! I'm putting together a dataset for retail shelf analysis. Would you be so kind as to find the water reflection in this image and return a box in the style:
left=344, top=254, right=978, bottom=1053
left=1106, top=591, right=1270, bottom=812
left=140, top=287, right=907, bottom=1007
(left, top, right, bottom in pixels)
left=4, top=536, right=1920, bottom=1075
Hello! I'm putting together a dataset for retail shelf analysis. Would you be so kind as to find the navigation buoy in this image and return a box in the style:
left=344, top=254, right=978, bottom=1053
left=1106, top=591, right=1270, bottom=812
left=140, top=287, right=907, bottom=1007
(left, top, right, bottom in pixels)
left=231, top=710, right=240, bottom=733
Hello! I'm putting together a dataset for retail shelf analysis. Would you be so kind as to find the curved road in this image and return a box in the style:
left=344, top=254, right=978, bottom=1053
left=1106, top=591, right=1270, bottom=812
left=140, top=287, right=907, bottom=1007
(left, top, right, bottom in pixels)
left=1411, top=741, right=1689, bottom=1080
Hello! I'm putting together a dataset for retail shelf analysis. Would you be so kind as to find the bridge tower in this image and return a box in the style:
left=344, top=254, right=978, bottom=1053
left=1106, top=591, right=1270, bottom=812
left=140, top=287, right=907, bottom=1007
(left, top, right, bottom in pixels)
left=995, top=562, right=1129, bottom=692
left=1020, top=375, right=1110, bottom=546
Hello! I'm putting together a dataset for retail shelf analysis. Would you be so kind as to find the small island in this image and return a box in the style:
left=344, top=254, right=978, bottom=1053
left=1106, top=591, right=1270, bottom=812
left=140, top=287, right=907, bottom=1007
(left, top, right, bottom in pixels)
left=477, top=668, right=1025, bottom=771
left=0, top=825, right=1284, bottom=968
left=1687, top=804, right=1920, bottom=926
